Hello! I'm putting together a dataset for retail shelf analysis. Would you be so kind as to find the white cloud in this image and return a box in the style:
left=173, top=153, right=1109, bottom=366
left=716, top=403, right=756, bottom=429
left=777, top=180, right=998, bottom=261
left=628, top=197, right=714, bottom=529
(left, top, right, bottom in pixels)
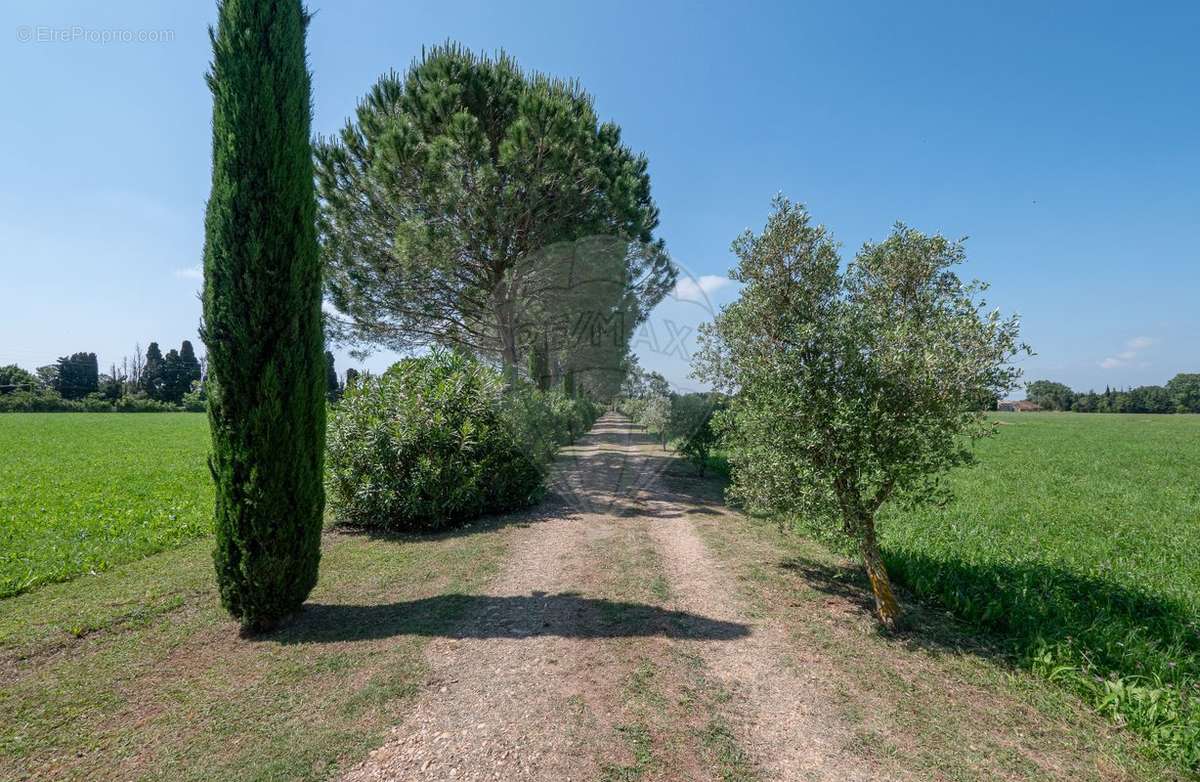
left=1127, top=336, right=1155, bottom=350
left=1099, top=336, right=1156, bottom=370
left=175, top=265, right=202, bottom=280
left=673, top=274, right=733, bottom=303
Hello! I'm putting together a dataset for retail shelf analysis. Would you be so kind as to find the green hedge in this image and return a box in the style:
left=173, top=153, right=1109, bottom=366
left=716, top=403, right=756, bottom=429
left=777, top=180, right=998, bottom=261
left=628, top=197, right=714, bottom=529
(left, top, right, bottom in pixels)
left=0, top=391, right=184, bottom=413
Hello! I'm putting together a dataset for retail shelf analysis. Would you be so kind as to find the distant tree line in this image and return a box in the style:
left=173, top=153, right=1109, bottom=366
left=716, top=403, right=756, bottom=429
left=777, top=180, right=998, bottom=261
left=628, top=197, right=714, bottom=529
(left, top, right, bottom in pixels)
left=0, top=340, right=207, bottom=412
left=1025, top=375, right=1200, bottom=413
left=2, top=342, right=355, bottom=413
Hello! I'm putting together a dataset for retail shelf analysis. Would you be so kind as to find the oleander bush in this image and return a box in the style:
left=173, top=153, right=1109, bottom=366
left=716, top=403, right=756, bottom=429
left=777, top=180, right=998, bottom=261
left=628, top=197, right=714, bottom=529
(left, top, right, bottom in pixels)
left=327, top=350, right=599, bottom=532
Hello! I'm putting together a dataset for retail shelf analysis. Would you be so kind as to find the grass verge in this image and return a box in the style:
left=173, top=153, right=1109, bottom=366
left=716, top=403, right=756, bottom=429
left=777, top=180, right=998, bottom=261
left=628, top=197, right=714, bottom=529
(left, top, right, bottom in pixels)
left=663, top=463, right=1185, bottom=781
left=0, top=519, right=513, bottom=781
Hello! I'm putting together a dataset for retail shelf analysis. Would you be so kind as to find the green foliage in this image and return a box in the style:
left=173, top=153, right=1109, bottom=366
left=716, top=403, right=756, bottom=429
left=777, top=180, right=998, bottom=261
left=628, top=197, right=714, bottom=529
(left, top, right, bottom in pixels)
left=324, top=350, right=341, bottom=401
left=327, top=350, right=596, bottom=532
left=505, top=385, right=600, bottom=471
left=696, top=196, right=1024, bottom=527
left=97, top=374, right=123, bottom=401
left=1027, top=376, right=1200, bottom=414
left=34, top=365, right=58, bottom=390
left=881, top=413, right=1200, bottom=770
left=616, top=362, right=676, bottom=445
left=668, top=393, right=725, bottom=475
left=54, top=352, right=98, bottom=400
left=1167, top=373, right=1200, bottom=413
left=114, top=395, right=179, bottom=413
left=638, top=395, right=672, bottom=448
left=315, top=43, right=675, bottom=378
left=0, top=389, right=71, bottom=412
left=695, top=196, right=1024, bottom=626
left=1025, top=379, right=1074, bottom=411
left=621, top=362, right=671, bottom=402
left=132, top=340, right=203, bottom=404
left=161, top=349, right=184, bottom=402
left=1126, top=384, right=1174, bottom=413
left=0, top=364, right=38, bottom=394
left=615, top=393, right=647, bottom=423
left=0, top=390, right=180, bottom=413
left=140, top=342, right=165, bottom=398
left=155, top=340, right=203, bottom=405
left=181, top=380, right=207, bottom=412
left=1, top=345, right=205, bottom=408
left=0, top=413, right=211, bottom=597
left=201, top=0, right=325, bottom=630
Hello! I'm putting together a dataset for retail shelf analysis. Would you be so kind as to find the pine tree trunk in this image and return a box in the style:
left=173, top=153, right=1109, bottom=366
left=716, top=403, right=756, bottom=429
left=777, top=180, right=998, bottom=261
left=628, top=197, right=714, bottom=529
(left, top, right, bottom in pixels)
left=859, top=516, right=902, bottom=630
left=532, top=336, right=551, bottom=391
left=496, top=297, right=520, bottom=384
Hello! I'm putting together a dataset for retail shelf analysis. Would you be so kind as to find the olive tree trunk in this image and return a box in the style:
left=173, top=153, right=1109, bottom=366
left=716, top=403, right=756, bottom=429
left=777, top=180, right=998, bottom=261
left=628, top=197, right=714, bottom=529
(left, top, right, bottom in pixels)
left=858, top=515, right=902, bottom=629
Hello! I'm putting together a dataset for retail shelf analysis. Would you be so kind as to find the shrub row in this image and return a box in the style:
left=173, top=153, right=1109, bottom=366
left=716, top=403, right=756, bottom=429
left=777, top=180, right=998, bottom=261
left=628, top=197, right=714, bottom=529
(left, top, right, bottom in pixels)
left=0, top=390, right=200, bottom=413
left=326, top=350, right=599, bottom=532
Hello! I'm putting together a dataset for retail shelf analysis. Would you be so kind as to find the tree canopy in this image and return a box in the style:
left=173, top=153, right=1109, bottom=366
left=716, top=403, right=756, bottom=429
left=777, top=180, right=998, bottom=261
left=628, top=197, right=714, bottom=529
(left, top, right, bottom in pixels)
left=0, top=364, right=38, bottom=394
left=1026, top=379, right=1075, bottom=411
left=54, top=352, right=99, bottom=400
left=695, top=196, right=1025, bottom=628
left=315, top=44, right=676, bottom=385
left=141, top=342, right=165, bottom=398
left=1167, top=373, right=1200, bottom=413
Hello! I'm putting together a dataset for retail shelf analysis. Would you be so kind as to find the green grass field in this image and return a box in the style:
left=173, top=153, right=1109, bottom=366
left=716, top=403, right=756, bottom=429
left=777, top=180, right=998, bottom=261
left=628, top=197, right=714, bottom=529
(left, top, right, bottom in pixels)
left=3, top=410, right=1198, bottom=770
left=880, top=413, right=1200, bottom=769
left=0, top=414, right=212, bottom=598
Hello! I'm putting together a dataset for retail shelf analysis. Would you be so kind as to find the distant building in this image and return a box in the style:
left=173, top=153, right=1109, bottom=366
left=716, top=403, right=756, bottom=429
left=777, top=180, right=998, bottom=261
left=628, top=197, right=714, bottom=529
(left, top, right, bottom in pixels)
left=997, top=400, right=1042, bottom=412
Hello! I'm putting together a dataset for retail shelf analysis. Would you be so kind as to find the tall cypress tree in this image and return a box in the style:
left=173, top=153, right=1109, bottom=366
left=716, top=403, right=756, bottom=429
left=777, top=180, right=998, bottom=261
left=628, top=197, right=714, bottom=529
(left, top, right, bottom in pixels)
left=161, top=340, right=204, bottom=404
left=201, top=0, right=325, bottom=630
left=161, top=348, right=185, bottom=404
left=141, top=342, right=164, bottom=399
left=179, top=340, right=202, bottom=387
left=324, top=350, right=340, bottom=401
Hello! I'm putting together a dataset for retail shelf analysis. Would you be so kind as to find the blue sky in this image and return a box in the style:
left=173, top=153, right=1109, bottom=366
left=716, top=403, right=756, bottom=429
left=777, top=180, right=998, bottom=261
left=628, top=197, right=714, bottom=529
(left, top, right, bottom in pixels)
left=2, top=1, right=1197, bottom=393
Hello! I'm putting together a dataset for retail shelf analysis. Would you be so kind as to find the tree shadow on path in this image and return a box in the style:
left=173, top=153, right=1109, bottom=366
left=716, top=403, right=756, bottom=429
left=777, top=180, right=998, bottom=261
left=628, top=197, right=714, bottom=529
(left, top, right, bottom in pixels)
left=268, top=592, right=750, bottom=645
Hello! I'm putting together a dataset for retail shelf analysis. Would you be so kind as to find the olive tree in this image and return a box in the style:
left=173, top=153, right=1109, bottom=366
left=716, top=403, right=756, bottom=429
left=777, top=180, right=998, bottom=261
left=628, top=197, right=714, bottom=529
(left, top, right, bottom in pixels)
left=695, top=197, right=1025, bottom=628
left=668, top=393, right=724, bottom=475
left=640, top=394, right=672, bottom=449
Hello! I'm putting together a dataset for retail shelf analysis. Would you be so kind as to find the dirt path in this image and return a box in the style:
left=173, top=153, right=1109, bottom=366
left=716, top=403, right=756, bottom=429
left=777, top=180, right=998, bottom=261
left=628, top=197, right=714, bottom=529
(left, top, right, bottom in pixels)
left=341, top=414, right=1155, bottom=782
left=342, top=413, right=864, bottom=781
left=641, top=490, right=871, bottom=781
